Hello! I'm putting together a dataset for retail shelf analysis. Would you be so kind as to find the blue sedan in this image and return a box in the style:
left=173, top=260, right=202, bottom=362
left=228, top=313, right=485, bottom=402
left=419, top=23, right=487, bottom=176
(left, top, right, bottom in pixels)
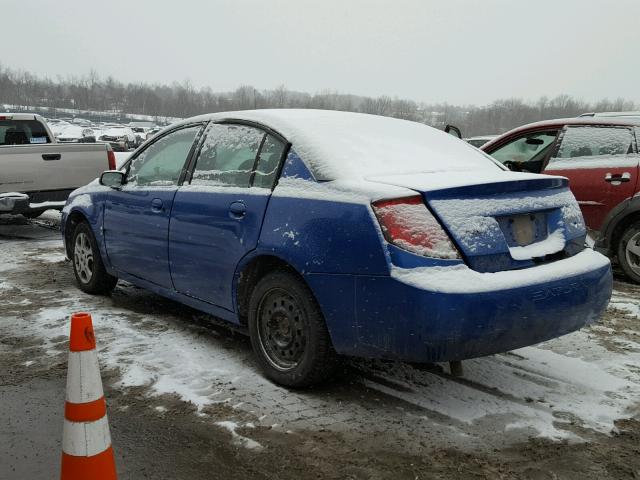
left=61, top=110, right=612, bottom=387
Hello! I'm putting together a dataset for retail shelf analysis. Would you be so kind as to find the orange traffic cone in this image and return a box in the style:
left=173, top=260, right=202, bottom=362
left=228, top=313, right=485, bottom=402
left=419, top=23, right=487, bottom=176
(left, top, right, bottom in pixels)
left=61, top=312, right=117, bottom=480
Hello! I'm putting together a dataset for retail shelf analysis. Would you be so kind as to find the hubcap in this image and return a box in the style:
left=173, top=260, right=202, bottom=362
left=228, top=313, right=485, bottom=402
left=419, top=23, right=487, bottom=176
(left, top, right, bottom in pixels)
left=256, top=288, right=307, bottom=371
left=625, top=232, right=640, bottom=276
left=74, top=232, right=94, bottom=284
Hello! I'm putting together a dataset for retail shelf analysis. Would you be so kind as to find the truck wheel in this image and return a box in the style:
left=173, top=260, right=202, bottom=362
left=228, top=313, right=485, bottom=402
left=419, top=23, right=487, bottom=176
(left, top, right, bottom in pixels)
left=618, top=221, right=640, bottom=284
left=71, top=222, right=118, bottom=294
left=248, top=270, right=339, bottom=387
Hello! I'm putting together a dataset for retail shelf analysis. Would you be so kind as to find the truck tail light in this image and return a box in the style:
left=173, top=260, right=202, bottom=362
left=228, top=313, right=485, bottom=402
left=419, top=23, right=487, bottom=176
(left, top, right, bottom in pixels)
left=107, top=149, right=116, bottom=170
left=372, top=196, right=460, bottom=259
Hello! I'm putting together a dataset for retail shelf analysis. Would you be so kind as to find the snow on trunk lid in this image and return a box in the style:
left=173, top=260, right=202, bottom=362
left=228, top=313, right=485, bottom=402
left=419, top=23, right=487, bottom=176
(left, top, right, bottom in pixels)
left=426, top=185, right=585, bottom=273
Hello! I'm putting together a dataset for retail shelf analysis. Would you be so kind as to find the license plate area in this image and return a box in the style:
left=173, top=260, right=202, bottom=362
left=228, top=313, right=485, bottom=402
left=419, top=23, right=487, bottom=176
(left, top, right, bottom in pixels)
left=497, top=212, right=548, bottom=247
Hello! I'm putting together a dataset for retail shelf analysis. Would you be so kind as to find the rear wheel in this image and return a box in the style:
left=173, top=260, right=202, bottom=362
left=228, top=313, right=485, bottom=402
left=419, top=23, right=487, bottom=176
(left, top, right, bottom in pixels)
left=248, top=270, right=338, bottom=387
left=71, top=222, right=118, bottom=294
left=617, top=221, right=640, bottom=284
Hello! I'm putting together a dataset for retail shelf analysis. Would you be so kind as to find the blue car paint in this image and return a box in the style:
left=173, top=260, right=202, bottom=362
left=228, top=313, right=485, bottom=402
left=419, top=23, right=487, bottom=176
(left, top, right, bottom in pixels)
left=308, top=262, right=611, bottom=361
left=103, top=186, right=179, bottom=288
left=169, top=188, right=271, bottom=309
left=62, top=137, right=613, bottom=364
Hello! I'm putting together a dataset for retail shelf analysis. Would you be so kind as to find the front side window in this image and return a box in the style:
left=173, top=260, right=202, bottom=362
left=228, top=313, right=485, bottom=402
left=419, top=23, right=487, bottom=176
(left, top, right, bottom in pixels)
left=191, top=124, right=264, bottom=188
left=489, top=131, right=558, bottom=173
left=127, top=125, right=201, bottom=186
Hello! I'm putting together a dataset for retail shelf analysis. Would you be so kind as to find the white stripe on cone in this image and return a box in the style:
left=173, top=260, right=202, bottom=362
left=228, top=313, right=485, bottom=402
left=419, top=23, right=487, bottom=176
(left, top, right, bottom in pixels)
left=62, top=416, right=112, bottom=457
left=66, top=350, right=104, bottom=404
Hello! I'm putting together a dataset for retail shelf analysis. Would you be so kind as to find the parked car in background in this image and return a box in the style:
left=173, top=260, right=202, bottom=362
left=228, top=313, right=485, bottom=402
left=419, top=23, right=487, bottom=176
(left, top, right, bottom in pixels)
left=465, top=135, right=498, bottom=148
left=62, top=109, right=611, bottom=387
left=145, top=126, right=163, bottom=139
left=131, top=127, right=148, bottom=147
left=47, top=119, right=72, bottom=137
left=482, top=117, right=640, bottom=283
left=57, top=125, right=97, bottom=143
left=0, top=113, right=115, bottom=217
left=98, top=126, right=137, bottom=151
left=71, top=117, right=92, bottom=126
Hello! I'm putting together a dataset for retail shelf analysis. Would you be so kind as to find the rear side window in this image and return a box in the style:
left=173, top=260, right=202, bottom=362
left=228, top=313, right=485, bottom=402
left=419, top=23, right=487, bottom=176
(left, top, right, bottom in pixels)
left=191, top=124, right=264, bottom=188
left=252, top=135, right=286, bottom=189
left=127, top=125, right=202, bottom=186
left=0, top=120, right=51, bottom=145
left=554, top=126, right=634, bottom=159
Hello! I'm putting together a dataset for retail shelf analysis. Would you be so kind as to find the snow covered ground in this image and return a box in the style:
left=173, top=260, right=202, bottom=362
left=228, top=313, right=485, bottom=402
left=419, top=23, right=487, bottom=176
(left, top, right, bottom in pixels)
left=1, top=212, right=639, bottom=457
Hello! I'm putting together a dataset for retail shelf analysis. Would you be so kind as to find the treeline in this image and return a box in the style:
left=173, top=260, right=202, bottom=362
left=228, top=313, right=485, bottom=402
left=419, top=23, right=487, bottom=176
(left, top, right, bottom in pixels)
left=0, top=64, right=636, bottom=136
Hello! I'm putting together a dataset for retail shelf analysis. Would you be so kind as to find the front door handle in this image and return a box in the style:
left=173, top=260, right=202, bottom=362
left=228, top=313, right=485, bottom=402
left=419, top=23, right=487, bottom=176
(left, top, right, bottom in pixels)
left=229, top=201, right=246, bottom=219
left=42, top=154, right=61, bottom=161
left=605, top=172, right=631, bottom=184
left=151, top=198, right=163, bottom=212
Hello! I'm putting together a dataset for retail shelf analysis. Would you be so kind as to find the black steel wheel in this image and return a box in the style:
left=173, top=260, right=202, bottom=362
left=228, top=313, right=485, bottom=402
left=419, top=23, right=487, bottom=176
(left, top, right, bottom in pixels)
left=248, top=270, right=338, bottom=387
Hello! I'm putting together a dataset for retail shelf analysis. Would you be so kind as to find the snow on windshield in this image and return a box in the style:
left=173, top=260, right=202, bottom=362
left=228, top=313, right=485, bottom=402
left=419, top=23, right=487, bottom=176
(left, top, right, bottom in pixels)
left=193, top=110, right=502, bottom=181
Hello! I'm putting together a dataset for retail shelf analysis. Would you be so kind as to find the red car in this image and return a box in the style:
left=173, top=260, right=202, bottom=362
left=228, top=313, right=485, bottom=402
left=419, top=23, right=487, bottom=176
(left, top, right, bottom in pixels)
left=482, top=117, right=640, bottom=283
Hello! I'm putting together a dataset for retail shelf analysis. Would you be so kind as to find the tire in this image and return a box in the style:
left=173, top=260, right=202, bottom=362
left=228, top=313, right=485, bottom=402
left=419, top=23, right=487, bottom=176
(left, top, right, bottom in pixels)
left=248, top=270, right=339, bottom=387
left=71, top=222, right=118, bottom=294
left=617, top=221, right=640, bottom=284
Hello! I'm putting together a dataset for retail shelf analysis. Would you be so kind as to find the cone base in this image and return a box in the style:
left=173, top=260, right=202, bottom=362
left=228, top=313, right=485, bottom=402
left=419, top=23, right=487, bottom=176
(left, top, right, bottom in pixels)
left=61, top=446, right=117, bottom=480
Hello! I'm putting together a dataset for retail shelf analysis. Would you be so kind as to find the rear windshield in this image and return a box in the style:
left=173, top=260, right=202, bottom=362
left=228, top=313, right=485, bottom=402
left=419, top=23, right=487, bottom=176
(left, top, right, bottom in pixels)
left=0, top=120, right=51, bottom=145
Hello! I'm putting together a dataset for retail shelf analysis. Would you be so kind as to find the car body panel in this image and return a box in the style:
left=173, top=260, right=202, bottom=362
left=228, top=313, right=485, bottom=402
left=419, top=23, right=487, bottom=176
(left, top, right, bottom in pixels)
left=103, top=186, right=178, bottom=288
left=169, top=186, right=272, bottom=309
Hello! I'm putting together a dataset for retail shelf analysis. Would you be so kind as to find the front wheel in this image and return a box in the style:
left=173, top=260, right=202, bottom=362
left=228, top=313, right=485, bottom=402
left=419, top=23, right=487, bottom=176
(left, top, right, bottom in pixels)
left=248, top=270, right=338, bottom=387
left=617, top=221, right=640, bottom=284
left=71, top=222, right=118, bottom=294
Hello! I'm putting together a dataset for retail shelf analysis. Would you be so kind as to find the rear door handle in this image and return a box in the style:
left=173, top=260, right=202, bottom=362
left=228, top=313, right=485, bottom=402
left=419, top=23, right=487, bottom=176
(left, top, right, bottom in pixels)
left=229, top=201, right=246, bottom=218
left=605, top=172, right=631, bottom=184
left=42, top=154, right=61, bottom=161
left=151, top=198, right=163, bottom=212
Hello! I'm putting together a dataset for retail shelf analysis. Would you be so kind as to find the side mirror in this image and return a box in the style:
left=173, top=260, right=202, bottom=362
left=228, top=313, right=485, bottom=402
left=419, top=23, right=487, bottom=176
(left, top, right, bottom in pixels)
left=100, top=170, right=125, bottom=188
left=444, top=124, right=462, bottom=139
left=525, top=138, right=544, bottom=145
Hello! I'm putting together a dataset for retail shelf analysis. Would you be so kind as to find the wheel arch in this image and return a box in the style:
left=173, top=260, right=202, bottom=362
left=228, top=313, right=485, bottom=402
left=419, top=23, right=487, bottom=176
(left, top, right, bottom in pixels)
left=597, top=197, right=640, bottom=256
left=234, top=253, right=307, bottom=326
left=63, top=210, right=90, bottom=258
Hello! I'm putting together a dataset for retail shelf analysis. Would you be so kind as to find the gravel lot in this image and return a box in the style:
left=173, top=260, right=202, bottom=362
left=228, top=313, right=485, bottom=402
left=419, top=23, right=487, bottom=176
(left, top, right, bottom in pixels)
left=1, top=212, right=639, bottom=479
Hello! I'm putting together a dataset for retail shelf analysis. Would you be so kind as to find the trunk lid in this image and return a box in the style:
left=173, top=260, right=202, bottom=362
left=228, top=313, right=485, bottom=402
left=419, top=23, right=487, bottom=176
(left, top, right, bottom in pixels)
left=367, top=171, right=586, bottom=272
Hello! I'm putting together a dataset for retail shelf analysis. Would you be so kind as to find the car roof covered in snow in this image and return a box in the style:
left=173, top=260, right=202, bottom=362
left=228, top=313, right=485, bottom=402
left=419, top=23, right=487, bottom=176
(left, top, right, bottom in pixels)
left=178, top=109, right=503, bottom=181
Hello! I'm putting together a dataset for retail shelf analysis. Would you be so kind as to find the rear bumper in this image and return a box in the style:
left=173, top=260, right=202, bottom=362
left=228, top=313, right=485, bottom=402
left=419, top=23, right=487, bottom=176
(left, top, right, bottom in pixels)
left=0, top=190, right=71, bottom=215
left=308, top=249, right=612, bottom=362
left=0, top=193, right=29, bottom=214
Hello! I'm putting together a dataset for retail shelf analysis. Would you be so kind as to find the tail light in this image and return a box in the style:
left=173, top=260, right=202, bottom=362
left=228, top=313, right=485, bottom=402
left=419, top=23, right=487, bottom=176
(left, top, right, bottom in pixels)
left=107, top=149, right=116, bottom=170
left=372, top=196, right=460, bottom=259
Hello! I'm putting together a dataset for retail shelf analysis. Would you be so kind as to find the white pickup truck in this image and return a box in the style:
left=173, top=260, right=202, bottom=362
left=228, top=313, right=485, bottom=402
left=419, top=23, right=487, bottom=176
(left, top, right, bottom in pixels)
left=0, top=113, right=116, bottom=217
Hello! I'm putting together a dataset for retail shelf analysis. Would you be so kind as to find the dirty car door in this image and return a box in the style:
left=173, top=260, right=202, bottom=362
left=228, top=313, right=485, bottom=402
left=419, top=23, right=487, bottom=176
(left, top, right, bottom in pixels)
left=103, top=125, right=203, bottom=288
left=169, top=123, right=287, bottom=311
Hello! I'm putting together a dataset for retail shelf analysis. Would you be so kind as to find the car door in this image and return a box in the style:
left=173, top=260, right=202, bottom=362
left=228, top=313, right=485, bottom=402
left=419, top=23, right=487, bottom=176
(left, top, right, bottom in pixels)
left=543, top=125, right=640, bottom=231
left=169, top=122, right=288, bottom=310
left=103, top=124, right=204, bottom=288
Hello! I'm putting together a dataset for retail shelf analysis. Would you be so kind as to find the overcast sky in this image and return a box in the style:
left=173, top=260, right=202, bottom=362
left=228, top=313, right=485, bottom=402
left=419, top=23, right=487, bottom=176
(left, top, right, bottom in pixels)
left=3, top=0, right=638, bottom=105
